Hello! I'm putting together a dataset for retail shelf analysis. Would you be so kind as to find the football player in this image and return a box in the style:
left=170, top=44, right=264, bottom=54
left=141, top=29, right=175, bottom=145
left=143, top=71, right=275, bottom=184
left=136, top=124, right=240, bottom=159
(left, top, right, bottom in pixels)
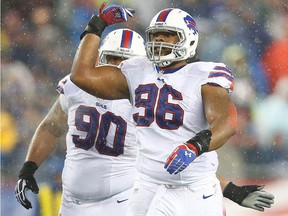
left=70, top=3, right=274, bottom=215
left=15, top=28, right=146, bottom=216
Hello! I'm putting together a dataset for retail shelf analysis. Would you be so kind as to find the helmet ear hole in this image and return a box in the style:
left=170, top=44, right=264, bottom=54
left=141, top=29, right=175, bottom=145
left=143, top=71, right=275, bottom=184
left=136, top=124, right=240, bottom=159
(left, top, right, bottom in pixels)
left=190, top=41, right=195, bottom=46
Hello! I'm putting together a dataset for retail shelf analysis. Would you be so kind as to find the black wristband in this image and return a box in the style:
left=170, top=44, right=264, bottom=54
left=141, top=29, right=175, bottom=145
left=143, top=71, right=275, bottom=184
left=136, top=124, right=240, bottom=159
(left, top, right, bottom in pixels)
left=223, top=182, right=260, bottom=205
left=19, top=161, right=38, bottom=178
left=223, top=182, right=244, bottom=205
left=186, top=130, right=212, bottom=155
left=80, top=15, right=107, bottom=40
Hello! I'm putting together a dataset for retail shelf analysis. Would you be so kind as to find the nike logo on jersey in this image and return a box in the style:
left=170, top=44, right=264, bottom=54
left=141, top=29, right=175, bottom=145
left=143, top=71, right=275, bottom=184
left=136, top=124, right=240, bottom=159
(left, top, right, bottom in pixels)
left=202, top=194, right=213, bottom=199
left=117, top=199, right=128, bottom=203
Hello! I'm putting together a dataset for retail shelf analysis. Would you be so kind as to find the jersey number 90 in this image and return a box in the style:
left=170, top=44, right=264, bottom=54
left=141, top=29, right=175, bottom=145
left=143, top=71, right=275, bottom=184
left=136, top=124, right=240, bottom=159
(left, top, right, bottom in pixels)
left=72, top=105, right=127, bottom=156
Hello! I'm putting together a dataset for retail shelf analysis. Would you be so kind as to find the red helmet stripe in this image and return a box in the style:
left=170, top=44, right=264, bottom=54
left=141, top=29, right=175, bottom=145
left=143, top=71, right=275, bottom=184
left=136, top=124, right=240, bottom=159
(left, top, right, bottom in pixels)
left=121, top=30, right=133, bottom=48
left=156, top=9, right=173, bottom=22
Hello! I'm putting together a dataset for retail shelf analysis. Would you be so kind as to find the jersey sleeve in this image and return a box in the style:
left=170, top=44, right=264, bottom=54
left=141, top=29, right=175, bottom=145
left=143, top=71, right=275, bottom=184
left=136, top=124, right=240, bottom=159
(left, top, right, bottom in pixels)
left=56, top=75, right=69, bottom=114
left=56, top=75, right=70, bottom=95
left=59, top=94, right=68, bottom=114
left=56, top=74, right=80, bottom=114
left=201, top=63, right=235, bottom=93
left=56, top=74, right=82, bottom=96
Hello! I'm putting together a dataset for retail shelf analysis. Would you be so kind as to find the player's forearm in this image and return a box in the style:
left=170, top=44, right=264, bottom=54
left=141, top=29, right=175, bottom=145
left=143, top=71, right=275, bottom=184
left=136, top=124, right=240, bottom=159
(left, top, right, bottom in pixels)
left=71, top=34, right=100, bottom=86
left=25, top=123, right=60, bottom=166
left=201, top=85, right=237, bottom=151
left=207, top=101, right=237, bottom=151
left=209, top=118, right=237, bottom=150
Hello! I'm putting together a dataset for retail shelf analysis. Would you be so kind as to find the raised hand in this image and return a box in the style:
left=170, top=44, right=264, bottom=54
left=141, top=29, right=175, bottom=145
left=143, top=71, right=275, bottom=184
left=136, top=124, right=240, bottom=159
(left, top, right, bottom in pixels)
left=80, top=2, right=135, bottom=40
left=99, top=2, right=135, bottom=25
left=15, top=161, right=39, bottom=209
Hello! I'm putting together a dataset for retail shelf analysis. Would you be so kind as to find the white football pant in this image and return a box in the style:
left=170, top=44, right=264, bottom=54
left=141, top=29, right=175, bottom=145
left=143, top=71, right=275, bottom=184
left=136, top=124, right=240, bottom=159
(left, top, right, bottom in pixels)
left=59, top=187, right=132, bottom=216
left=126, top=175, right=224, bottom=216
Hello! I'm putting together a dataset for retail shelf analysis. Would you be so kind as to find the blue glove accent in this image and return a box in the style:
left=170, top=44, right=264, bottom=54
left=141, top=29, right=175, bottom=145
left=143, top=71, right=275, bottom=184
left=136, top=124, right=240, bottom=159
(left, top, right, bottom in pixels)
left=164, top=145, right=197, bottom=175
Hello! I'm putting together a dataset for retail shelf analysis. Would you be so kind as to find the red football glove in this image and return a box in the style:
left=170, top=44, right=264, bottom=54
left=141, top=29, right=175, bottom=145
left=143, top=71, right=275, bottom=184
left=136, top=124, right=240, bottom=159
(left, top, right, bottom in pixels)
left=99, top=2, right=135, bottom=25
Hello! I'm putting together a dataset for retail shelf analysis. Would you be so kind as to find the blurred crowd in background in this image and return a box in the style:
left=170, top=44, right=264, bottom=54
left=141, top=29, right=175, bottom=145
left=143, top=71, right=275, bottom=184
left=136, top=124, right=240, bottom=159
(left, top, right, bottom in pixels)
left=1, top=0, right=288, bottom=215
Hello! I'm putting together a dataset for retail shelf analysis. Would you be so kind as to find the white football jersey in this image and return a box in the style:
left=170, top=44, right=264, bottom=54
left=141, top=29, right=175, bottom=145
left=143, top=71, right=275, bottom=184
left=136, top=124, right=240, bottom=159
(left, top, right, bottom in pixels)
left=120, top=57, right=234, bottom=185
left=57, top=75, right=138, bottom=201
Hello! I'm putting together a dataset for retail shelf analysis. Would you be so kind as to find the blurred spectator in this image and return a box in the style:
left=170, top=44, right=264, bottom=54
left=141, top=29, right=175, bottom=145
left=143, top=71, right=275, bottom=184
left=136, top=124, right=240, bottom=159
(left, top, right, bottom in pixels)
left=253, top=77, right=288, bottom=159
left=2, top=10, right=34, bottom=65
left=1, top=47, right=36, bottom=117
left=261, top=0, right=288, bottom=41
left=197, top=7, right=242, bottom=61
left=171, top=0, right=212, bottom=18
left=221, top=44, right=256, bottom=108
left=226, top=76, right=288, bottom=178
left=59, top=0, right=96, bottom=47
left=1, top=43, right=37, bottom=178
left=261, top=3, right=288, bottom=92
left=0, top=111, right=19, bottom=157
left=28, top=4, right=72, bottom=83
left=261, top=38, right=288, bottom=92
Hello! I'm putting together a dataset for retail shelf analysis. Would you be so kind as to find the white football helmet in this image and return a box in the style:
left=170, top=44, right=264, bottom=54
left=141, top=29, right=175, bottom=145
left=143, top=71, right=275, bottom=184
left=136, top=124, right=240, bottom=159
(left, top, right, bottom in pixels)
left=99, top=28, right=146, bottom=65
left=145, top=8, right=199, bottom=67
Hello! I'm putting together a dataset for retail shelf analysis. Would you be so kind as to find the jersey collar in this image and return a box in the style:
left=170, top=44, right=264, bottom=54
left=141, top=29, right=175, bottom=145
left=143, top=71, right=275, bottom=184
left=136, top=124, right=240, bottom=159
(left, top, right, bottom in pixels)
left=156, top=65, right=186, bottom=75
